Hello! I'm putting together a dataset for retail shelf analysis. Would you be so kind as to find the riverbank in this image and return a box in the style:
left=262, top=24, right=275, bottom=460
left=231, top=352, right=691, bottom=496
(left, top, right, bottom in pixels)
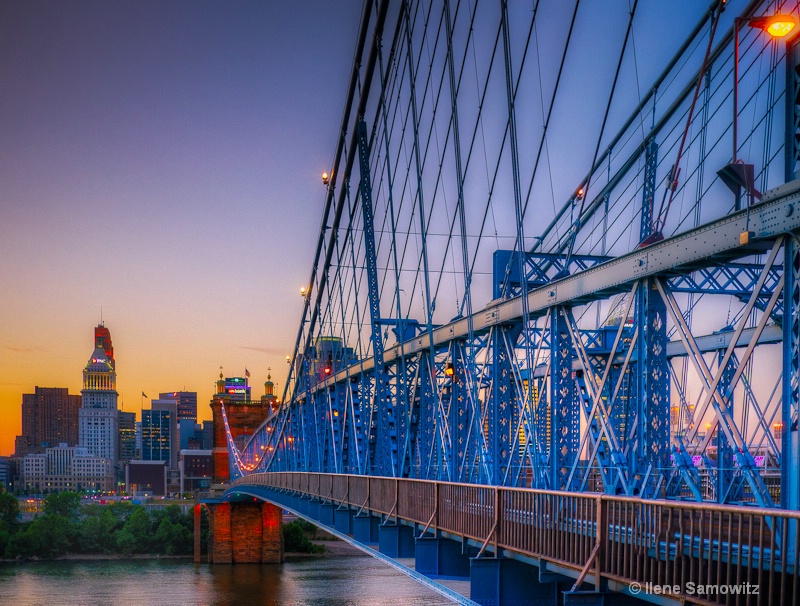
left=1, top=539, right=358, bottom=564
left=0, top=553, right=193, bottom=564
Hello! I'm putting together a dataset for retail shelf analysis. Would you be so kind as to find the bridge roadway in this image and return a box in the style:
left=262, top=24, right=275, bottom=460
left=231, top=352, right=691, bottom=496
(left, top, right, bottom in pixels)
left=221, top=472, right=800, bottom=606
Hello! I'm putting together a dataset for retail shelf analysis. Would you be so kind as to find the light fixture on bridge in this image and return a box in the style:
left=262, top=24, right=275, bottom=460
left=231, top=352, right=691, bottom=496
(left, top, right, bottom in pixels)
left=747, top=13, right=797, bottom=37
left=721, top=11, right=796, bottom=210
left=300, top=286, right=307, bottom=298
left=322, top=172, right=330, bottom=185
left=444, top=362, right=455, bottom=378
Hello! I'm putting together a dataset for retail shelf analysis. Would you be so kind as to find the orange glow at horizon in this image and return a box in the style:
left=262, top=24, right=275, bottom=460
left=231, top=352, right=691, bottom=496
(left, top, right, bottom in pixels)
left=0, top=320, right=291, bottom=457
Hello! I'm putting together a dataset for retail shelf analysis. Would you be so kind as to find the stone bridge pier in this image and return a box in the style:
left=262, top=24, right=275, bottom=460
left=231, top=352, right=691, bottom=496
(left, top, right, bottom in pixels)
left=195, top=500, right=283, bottom=564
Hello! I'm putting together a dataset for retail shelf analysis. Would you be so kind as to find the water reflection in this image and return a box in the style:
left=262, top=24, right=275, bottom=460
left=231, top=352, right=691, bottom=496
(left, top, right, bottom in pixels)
left=0, top=555, right=455, bottom=606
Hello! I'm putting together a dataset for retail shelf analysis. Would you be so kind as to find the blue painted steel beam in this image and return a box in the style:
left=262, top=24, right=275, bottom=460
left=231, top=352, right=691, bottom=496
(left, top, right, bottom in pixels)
left=495, top=249, right=782, bottom=311
left=549, top=307, right=579, bottom=491
left=782, top=235, right=800, bottom=510
left=487, top=325, right=522, bottom=486
left=635, top=278, right=670, bottom=499
left=356, top=118, right=394, bottom=477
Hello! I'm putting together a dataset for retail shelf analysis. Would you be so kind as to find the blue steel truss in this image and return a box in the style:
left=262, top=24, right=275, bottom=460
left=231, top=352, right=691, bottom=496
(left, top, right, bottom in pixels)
left=224, top=0, right=800, bottom=510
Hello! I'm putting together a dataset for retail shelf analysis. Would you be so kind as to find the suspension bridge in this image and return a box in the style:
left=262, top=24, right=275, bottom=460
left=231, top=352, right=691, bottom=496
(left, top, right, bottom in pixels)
left=205, top=0, right=800, bottom=604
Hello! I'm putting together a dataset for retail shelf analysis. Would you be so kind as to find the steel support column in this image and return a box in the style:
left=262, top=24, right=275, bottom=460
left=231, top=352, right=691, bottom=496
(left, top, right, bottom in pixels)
left=418, top=353, right=441, bottom=480
left=783, top=234, right=800, bottom=510
left=550, top=307, right=579, bottom=491
left=488, top=325, right=521, bottom=485
left=635, top=279, right=670, bottom=498
left=716, top=351, right=735, bottom=503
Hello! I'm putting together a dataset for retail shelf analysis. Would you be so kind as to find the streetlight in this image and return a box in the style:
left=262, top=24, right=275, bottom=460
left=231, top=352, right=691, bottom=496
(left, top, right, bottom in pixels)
left=748, top=13, right=797, bottom=38
left=721, top=12, right=797, bottom=210
left=733, top=13, right=796, bottom=164
left=322, top=172, right=330, bottom=185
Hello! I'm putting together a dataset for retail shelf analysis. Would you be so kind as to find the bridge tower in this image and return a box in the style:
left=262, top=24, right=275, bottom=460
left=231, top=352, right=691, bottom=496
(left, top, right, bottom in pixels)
left=210, top=372, right=270, bottom=483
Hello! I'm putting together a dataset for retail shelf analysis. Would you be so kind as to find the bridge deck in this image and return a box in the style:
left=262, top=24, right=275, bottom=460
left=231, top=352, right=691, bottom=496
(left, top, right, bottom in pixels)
left=223, top=472, right=800, bottom=606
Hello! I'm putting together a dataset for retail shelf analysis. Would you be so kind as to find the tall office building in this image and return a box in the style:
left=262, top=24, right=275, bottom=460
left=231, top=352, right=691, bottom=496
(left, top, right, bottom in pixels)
left=159, top=391, right=197, bottom=422
left=79, top=324, right=119, bottom=463
left=14, top=387, right=80, bottom=456
left=142, top=399, right=177, bottom=469
left=119, top=411, right=137, bottom=465
left=201, top=420, right=214, bottom=450
left=135, top=421, right=142, bottom=459
left=179, top=419, right=199, bottom=450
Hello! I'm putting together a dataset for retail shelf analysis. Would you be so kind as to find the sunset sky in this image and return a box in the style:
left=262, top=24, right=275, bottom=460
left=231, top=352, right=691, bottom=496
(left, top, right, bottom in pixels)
left=0, top=0, right=748, bottom=459
left=0, top=1, right=362, bottom=456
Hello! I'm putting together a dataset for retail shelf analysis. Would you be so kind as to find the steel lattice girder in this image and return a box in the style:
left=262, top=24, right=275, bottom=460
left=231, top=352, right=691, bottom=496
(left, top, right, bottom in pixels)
left=238, top=182, right=800, bottom=506
left=494, top=250, right=783, bottom=316
left=301, top=181, right=800, bottom=382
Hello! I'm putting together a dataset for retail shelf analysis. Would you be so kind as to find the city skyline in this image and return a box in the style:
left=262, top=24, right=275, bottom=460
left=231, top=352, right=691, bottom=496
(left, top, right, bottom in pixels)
left=0, top=1, right=363, bottom=456
left=0, top=1, right=716, bottom=458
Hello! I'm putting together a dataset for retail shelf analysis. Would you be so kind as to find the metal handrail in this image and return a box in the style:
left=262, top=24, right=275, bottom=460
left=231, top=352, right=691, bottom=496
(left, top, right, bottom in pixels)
left=232, top=472, right=800, bottom=605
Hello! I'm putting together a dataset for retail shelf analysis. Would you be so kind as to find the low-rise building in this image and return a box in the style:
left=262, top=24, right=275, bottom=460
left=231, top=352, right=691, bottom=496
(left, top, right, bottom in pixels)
left=179, top=449, right=212, bottom=493
left=19, top=444, right=114, bottom=493
left=125, top=460, right=168, bottom=496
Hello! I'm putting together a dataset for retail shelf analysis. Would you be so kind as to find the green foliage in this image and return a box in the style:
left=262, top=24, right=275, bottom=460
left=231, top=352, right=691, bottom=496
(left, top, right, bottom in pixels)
left=282, top=520, right=325, bottom=554
left=116, top=508, right=152, bottom=554
left=44, top=492, right=81, bottom=518
left=78, top=506, right=123, bottom=554
left=1, top=494, right=198, bottom=560
left=0, top=490, right=20, bottom=556
left=0, top=527, right=11, bottom=557
left=0, top=490, right=20, bottom=527
left=154, top=518, right=192, bottom=555
left=295, top=518, right=319, bottom=536
left=6, top=515, right=76, bottom=559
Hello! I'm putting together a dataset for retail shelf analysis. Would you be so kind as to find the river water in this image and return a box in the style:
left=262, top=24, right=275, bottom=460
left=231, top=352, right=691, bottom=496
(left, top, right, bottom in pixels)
left=0, top=554, right=456, bottom=606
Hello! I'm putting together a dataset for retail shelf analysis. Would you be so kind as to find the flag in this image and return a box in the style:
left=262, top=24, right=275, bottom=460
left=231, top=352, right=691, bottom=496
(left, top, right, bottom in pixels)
left=141, top=391, right=147, bottom=398
left=245, top=368, right=250, bottom=378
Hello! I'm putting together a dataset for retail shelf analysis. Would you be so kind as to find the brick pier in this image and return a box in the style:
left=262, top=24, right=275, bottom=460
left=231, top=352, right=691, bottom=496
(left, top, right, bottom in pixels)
left=196, top=501, right=284, bottom=564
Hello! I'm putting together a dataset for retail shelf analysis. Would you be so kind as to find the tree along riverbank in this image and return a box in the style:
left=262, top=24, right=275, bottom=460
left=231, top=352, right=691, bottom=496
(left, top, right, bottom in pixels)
left=0, top=490, right=324, bottom=561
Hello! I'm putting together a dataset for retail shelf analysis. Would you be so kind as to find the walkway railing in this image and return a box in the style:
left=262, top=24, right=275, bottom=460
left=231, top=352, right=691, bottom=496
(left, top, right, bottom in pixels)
left=232, top=472, right=800, bottom=605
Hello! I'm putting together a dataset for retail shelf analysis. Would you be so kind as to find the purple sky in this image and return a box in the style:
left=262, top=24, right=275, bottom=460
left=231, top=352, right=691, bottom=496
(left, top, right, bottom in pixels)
left=0, top=0, right=741, bottom=458
left=0, top=1, right=363, bottom=455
